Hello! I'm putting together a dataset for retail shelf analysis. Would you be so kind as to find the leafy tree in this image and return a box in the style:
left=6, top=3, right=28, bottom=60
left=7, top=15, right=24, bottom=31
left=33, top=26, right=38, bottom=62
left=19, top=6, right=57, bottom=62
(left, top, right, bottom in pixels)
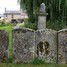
left=18, top=0, right=67, bottom=30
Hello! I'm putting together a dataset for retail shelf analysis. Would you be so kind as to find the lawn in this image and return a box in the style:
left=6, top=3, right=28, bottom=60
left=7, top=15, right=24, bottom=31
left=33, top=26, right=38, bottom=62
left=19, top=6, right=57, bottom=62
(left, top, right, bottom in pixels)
left=0, top=63, right=67, bottom=67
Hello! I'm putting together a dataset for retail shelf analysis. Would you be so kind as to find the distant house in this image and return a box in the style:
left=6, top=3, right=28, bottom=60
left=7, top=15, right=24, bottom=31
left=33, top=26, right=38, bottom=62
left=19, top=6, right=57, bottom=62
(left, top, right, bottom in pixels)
left=4, top=9, right=28, bottom=23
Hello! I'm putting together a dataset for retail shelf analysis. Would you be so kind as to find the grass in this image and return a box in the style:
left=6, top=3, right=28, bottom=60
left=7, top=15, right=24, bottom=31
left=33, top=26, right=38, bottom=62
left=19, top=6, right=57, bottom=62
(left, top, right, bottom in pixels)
left=0, top=63, right=54, bottom=67
left=0, top=63, right=67, bottom=67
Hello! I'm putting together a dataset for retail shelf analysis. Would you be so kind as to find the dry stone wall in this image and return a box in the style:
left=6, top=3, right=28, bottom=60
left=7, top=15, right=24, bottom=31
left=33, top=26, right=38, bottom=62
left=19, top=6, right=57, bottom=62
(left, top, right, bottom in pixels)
left=35, top=29, right=57, bottom=63
left=12, top=28, right=35, bottom=63
left=0, top=28, right=67, bottom=64
left=0, top=30, right=8, bottom=62
left=58, top=29, right=67, bottom=64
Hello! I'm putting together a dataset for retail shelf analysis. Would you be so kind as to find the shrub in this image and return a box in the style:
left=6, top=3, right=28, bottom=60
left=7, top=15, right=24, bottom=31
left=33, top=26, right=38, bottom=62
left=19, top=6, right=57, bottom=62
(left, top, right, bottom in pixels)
left=32, top=58, right=45, bottom=64
left=7, top=57, right=13, bottom=63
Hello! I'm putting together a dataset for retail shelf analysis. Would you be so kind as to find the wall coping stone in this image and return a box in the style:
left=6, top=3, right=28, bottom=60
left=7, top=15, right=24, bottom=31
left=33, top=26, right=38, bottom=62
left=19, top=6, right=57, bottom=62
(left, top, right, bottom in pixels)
left=58, top=28, right=67, bottom=33
left=12, top=28, right=35, bottom=32
left=35, top=28, right=57, bottom=33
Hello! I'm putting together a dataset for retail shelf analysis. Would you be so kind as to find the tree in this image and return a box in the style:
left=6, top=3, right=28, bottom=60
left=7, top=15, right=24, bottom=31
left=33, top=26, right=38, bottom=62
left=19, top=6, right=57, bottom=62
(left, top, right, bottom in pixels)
left=18, top=0, right=67, bottom=30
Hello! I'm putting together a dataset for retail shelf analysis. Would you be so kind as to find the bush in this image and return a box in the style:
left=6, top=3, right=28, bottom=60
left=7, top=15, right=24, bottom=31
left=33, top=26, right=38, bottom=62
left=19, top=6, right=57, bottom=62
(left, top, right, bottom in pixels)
left=22, top=18, right=37, bottom=30
left=24, top=21, right=37, bottom=30
left=32, top=58, right=45, bottom=64
left=7, top=57, right=13, bottom=63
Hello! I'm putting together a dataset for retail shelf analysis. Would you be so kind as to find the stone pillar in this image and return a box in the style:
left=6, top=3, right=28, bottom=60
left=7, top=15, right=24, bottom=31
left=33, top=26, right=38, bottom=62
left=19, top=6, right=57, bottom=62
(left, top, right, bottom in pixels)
left=38, top=3, right=48, bottom=30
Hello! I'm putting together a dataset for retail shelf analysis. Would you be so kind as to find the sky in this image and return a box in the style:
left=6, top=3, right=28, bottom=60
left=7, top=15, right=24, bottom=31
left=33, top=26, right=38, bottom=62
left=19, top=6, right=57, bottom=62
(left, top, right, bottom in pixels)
left=0, top=0, right=20, bottom=14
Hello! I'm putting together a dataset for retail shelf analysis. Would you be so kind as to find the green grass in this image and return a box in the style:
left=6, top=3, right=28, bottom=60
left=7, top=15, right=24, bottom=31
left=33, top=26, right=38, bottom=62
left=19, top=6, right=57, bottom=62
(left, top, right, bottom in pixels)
left=0, top=63, right=67, bottom=67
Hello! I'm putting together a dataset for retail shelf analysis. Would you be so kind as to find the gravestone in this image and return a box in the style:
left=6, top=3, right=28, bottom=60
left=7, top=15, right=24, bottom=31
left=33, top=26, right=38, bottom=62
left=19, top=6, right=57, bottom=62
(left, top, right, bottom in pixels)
left=12, top=28, right=35, bottom=63
left=0, top=30, right=8, bottom=62
left=58, top=29, right=67, bottom=64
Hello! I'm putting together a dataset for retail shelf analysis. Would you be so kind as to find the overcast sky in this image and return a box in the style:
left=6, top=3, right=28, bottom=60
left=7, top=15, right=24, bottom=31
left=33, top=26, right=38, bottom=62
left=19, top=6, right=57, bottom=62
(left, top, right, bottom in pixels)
left=0, top=0, right=20, bottom=14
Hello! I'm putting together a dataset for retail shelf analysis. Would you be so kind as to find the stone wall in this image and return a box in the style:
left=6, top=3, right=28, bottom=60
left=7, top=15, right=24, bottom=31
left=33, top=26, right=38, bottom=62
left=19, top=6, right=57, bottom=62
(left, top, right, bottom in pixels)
left=0, top=28, right=67, bottom=64
left=12, top=28, right=58, bottom=63
left=35, top=29, right=57, bottom=63
left=0, top=30, right=8, bottom=62
left=12, top=28, right=35, bottom=63
left=58, top=29, right=67, bottom=64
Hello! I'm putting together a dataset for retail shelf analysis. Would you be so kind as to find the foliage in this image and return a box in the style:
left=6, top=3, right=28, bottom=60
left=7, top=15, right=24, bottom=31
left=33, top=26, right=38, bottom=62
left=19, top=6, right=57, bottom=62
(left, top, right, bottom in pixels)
left=0, top=22, right=17, bottom=27
left=18, top=0, right=67, bottom=30
left=24, top=22, right=37, bottom=30
left=32, top=58, right=45, bottom=64
left=24, top=18, right=37, bottom=30
left=7, top=57, right=13, bottom=63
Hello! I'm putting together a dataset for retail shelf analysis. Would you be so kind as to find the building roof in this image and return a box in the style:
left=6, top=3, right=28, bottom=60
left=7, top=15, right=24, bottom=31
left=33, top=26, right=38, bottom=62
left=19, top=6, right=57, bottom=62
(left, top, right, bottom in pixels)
left=4, top=10, right=21, bottom=15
